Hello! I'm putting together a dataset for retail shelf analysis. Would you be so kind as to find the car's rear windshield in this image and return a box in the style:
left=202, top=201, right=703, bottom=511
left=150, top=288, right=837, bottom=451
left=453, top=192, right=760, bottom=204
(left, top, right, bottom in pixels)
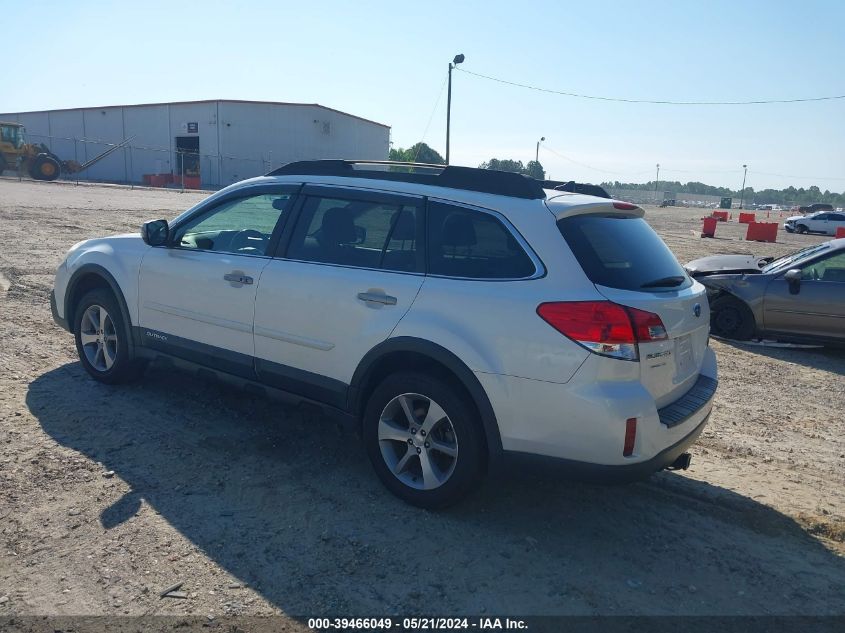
left=557, top=214, right=691, bottom=292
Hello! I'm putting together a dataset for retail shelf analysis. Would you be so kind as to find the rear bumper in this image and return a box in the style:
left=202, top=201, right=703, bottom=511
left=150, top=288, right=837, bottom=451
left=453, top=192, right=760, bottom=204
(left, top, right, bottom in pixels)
left=502, top=410, right=709, bottom=483
left=478, top=346, right=718, bottom=477
left=50, top=290, right=70, bottom=332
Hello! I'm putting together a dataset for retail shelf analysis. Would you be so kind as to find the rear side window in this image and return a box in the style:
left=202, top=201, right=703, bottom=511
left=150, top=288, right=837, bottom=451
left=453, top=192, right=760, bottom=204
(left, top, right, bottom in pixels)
left=558, top=214, right=691, bottom=291
left=427, top=202, right=535, bottom=279
left=286, top=195, right=421, bottom=272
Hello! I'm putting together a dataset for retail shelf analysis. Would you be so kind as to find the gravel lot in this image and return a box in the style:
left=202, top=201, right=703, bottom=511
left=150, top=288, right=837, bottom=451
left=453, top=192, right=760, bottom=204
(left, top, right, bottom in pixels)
left=1, top=178, right=843, bottom=622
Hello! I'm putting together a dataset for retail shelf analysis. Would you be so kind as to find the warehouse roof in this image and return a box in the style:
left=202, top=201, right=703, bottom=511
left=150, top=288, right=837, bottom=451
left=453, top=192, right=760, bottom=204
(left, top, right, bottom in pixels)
left=0, top=99, right=390, bottom=130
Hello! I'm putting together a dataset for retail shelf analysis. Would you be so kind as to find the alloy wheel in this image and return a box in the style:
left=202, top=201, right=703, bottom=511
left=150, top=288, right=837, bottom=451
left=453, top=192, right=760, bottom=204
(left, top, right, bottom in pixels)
left=377, top=393, right=459, bottom=490
left=79, top=304, right=118, bottom=372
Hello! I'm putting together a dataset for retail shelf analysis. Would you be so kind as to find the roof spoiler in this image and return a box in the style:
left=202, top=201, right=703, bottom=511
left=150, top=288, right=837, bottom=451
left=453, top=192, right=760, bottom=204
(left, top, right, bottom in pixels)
left=541, top=180, right=611, bottom=199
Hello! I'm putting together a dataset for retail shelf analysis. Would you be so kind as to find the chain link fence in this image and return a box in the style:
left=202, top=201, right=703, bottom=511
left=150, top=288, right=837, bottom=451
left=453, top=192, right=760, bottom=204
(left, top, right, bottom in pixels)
left=8, top=132, right=285, bottom=191
left=4, top=134, right=811, bottom=211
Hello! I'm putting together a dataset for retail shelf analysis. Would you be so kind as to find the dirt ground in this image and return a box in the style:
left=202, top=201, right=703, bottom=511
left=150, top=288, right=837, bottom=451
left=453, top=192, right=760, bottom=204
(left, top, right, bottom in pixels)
left=0, top=178, right=843, bottom=623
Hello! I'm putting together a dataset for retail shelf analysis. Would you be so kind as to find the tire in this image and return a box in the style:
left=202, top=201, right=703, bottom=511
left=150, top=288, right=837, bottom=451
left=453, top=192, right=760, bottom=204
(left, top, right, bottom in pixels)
left=710, top=295, right=756, bottom=341
left=30, top=154, right=60, bottom=181
left=784, top=227, right=794, bottom=233
left=363, top=371, right=485, bottom=509
left=796, top=224, right=809, bottom=234
left=73, top=289, right=142, bottom=384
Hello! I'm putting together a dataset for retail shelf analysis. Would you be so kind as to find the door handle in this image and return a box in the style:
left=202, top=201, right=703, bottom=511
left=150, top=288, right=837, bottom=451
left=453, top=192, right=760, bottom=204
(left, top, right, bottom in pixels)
left=357, top=292, right=397, bottom=305
left=224, top=273, right=253, bottom=285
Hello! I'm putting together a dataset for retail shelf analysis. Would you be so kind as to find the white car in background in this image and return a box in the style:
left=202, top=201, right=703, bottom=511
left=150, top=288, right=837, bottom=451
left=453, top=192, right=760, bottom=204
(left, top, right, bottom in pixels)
left=784, top=211, right=845, bottom=235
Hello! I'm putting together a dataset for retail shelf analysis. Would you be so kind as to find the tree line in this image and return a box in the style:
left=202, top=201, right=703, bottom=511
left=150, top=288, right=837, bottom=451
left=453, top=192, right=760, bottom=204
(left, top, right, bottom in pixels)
left=387, top=144, right=841, bottom=207
left=388, top=143, right=546, bottom=180
left=600, top=180, right=845, bottom=207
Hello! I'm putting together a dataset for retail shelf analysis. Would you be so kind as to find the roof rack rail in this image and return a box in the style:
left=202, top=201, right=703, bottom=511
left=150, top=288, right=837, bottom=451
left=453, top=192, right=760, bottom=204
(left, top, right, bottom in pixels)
left=268, top=160, right=547, bottom=200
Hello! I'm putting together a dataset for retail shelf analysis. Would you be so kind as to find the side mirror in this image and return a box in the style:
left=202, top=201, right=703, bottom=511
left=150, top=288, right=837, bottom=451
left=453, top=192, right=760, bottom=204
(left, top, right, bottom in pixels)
left=784, top=268, right=802, bottom=294
left=141, top=219, right=169, bottom=246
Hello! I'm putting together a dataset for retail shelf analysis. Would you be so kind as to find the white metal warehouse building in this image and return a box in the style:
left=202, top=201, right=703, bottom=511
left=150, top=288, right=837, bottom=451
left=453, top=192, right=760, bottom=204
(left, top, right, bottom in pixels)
left=0, top=100, right=390, bottom=188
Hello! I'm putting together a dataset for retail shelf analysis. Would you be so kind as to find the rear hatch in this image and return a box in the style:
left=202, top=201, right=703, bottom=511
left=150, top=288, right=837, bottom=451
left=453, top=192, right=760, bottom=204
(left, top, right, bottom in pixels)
left=555, top=206, right=710, bottom=408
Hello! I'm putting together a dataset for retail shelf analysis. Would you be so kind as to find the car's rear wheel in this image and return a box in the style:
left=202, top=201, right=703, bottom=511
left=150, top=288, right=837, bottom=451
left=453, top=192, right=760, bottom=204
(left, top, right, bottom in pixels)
left=73, top=289, right=142, bottom=384
left=710, top=295, right=756, bottom=340
left=363, top=372, right=485, bottom=508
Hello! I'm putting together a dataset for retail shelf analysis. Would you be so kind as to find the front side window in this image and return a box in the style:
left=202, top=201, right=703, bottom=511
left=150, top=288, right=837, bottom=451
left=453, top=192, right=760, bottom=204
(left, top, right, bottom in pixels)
left=286, top=195, right=420, bottom=272
left=427, top=202, right=535, bottom=279
left=173, top=193, right=292, bottom=256
left=799, top=251, right=845, bottom=282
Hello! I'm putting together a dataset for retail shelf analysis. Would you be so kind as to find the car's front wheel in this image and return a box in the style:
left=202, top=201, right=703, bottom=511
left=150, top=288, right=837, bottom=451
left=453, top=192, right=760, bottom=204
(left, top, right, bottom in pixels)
left=363, top=372, right=485, bottom=508
left=710, top=295, right=756, bottom=340
left=796, top=224, right=809, bottom=234
left=73, top=289, right=142, bottom=384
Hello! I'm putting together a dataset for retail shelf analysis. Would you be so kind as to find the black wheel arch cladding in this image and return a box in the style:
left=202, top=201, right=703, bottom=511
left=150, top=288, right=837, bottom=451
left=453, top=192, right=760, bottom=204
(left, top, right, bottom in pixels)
left=66, top=264, right=135, bottom=355
left=349, top=336, right=504, bottom=467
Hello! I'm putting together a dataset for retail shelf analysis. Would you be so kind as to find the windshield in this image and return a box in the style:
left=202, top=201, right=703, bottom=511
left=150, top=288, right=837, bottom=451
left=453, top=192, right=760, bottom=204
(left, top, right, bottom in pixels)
left=762, top=243, right=831, bottom=273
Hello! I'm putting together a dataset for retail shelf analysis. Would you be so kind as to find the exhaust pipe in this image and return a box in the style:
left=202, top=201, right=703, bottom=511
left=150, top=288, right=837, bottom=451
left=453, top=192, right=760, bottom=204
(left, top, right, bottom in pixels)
left=666, top=452, right=692, bottom=471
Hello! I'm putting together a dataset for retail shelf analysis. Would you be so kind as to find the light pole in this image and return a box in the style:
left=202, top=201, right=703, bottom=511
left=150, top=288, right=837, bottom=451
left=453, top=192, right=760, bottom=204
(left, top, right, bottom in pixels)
left=446, top=53, right=465, bottom=165
left=535, top=137, right=545, bottom=163
left=655, top=163, right=660, bottom=202
left=739, top=164, right=748, bottom=209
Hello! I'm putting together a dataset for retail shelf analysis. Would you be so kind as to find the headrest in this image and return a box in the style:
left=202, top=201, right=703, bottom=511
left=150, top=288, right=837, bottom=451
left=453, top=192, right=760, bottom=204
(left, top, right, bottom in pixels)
left=321, top=208, right=357, bottom=244
left=390, top=210, right=416, bottom=240
left=441, top=213, right=477, bottom=247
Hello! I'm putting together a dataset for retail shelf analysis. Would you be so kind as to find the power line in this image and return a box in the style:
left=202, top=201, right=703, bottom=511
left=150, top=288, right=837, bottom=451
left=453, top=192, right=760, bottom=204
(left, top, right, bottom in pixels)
left=540, top=143, right=650, bottom=177
left=661, top=167, right=744, bottom=175
left=749, top=169, right=845, bottom=182
left=413, top=73, right=449, bottom=162
left=456, top=67, right=845, bottom=105
left=539, top=146, right=845, bottom=187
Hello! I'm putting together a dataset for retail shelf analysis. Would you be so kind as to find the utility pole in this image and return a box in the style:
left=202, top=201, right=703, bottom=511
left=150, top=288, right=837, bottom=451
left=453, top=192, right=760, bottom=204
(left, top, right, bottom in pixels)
left=445, top=54, right=465, bottom=165
left=739, top=164, right=748, bottom=209
left=536, top=137, right=545, bottom=163
left=655, top=163, right=660, bottom=203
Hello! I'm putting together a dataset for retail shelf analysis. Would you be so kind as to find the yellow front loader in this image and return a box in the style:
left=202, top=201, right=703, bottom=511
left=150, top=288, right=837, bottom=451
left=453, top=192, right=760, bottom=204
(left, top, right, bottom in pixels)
left=0, top=121, right=134, bottom=181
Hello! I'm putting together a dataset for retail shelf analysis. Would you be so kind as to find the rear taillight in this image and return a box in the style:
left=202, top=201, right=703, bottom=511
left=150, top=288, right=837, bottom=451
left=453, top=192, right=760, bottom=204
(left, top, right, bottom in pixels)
left=627, top=305, right=668, bottom=342
left=537, top=301, right=667, bottom=361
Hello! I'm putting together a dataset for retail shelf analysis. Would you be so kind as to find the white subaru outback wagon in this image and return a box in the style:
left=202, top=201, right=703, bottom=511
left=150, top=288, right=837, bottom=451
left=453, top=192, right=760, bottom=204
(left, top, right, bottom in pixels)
left=50, top=160, right=717, bottom=507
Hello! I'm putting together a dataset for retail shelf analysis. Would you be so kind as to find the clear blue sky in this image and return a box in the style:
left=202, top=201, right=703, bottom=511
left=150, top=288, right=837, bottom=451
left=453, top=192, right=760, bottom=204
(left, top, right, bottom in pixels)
left=5, top=0, right=844, bottom=192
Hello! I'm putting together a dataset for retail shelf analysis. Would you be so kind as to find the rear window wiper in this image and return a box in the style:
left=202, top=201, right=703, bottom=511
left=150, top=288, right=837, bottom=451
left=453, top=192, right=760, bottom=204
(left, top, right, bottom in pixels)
left=640, top=275, right=686, bottom=288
